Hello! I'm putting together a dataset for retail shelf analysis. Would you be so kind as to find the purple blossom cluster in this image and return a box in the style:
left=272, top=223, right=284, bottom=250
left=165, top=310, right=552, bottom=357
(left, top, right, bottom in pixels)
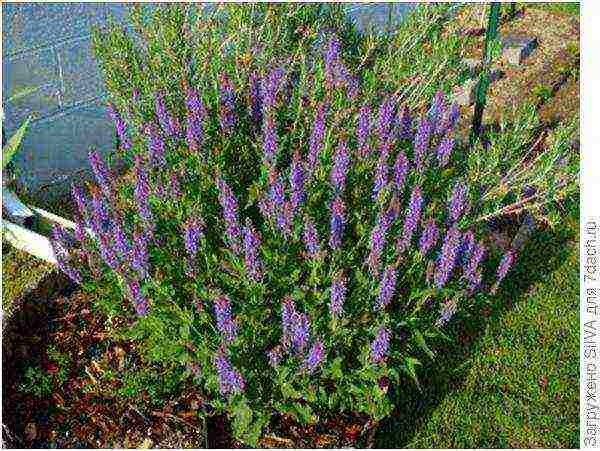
left=372, top=143, right=391, bottom=201
left=146, top=122, right=167, bottom=167
left=183, top=216, right=204, bottom=259
left=133, top=155, right=154, bottom=228
left=393, top=150, right=409, bottom=195
left=329, top=272, right=347, bottom=318
left=377, top=97, right=396, bottom=143
left=419, top=218, right=439, bottom=256
left=127, top=278, right=149, bottom=316
left=185, top=87, right=206, bottom=153
left=448, top=181, right=469, bottom=223
left=303, top=217, right=321, bottom=260
left=262, top=67, right=285, bottom=111
left=289, top=151, right=306, bottom=213
left=330, top=139, right=351, bottom=192
left=376, top=265, right=397, bottom=310
left=367, top=203, right=397, bottom=274
left=371, top=326, right=391, bottom=363
left=214, top=353, right=245, bottom=395
left=262, top=115, right=278, bottom=165
left=433, top=226, right=462, bottom=289
left=492, top=249, right=517, bottom=293
left=398, top=185, right=424, bottom=253
left=436, top=133, right=454, bottom=167
left=303, top=340, right=325, bottom=373
left=329, top=196, right=346, bottom=250
left=413, top=117, right=432, bottom=173
left=243, top=219, right=263, bottom=282
left=357, top=104, right=372, bottom=157
left=155, top=91, right=180, bottom=137
left=217, top=176, right=242, bottom=254
left=214, top=296, right=237, bottom=343
left=398, top=105, right=413, bottom=140
left=436, top=298, right=457, bottom=328
left=88, top=149, right=113, bottom=199
left=107, top=103, right=131, bottom=150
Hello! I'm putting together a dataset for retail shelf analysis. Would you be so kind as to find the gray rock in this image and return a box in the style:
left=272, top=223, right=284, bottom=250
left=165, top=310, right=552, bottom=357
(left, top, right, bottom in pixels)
left=463, top=57, right=483, bottom=77
left=454, top=78, right=478, bottom=106
left=501, top=35, right=538, bottom=65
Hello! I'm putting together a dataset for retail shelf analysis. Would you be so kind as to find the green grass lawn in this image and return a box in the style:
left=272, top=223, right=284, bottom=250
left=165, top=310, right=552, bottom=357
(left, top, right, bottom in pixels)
left=376, top=205, right=579, bottom=448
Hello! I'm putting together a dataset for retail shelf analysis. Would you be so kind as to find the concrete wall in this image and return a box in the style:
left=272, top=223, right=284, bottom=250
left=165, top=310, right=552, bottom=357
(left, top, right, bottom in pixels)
left=2, top=3, right=413, bottom=194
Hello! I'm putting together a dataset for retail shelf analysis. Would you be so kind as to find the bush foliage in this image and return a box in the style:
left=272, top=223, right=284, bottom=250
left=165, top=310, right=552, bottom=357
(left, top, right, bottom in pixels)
left=48, top=4, right=578, bottom=444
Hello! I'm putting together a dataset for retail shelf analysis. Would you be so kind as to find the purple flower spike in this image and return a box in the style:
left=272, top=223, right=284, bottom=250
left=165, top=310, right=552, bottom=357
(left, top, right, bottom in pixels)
left=185, top=87, right=206, bottom=152
left=440, top=102, right=460, bottom=134
left=89, top=190, right=110, bottom=235
left=145, top=122, right=166, bottom=168
left=398, top=185, right=424, bottom=252
left=398, top=105, right=413, bottom=140
left=330, top=139, right=351, bottom=192
left=357, top=104, right=371, bottom=157
left=293, top=312, right=311, bottom=354
left=214, top=353, right=245, bottom=396
left=107, top=103, right=131, bottom=150
left=99, top=233, right=120, bottom=272
left=329, top=273, right=347, bottom=318
left=413, top=117, right=432, bottom=173
left=248, top=71, right=263, bottom=127
left=493, top=249, right=517, bottom=293
left=303, top=340, right=325, bottom=373
left=372, top=143, right=391, bottom=201
left=324, top=34, right=341, bottom=86
left=262, top=67, right=285, bottom=111
left=436, top=133, right=454, bottom=168
left=303, top=217, right=321, bottom=260
left=263, top=115, right=278, bottom=164
left=183, top=216, right=204, bottom=258
left=281, top=297, right=297, bottom=351
left=131, top=229, right=149, bottom=279
left=216, top=176, right=242, bottom=255
left=448, top=181, right=469, bottom=223
left=214, top=296, right=237, bottom=343
left=290, top=151, right=306, bottom=212
left=465, top=241, right=486, bottom=288
left=308, top=102, right=327, bottom=174
left=128, top=279, right=149, bottom=316
left=371, top=326, right=391, bottom=363
left=377, top=97, right=396, bottom=143
left=88, top=149, right=112, bottom=199
left=419, top=218, right=439, bottom=256
left=376, top=265, right=397, bottom=310
left=218, top=73, right=236, bottom=135
left=429, top=90, right=447, bottom=132
left=155, top=91, right=180, bottom=137
left=367, top=204, right=397, bottom=274
left=71, top=184, right=88, bottom=218
left=113, top=218, right=130, bottom=258
left=433, top=226, right=462, bottom=289
left=329, top=195, right=346, bottom=250
left=393, top=150, right=409, bottom=195
left=243, top=219, right=263, bottom=282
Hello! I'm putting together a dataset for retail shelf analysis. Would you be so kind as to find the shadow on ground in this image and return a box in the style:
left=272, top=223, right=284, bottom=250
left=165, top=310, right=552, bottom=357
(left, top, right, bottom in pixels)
left=374, top=201, right=579, bottom=448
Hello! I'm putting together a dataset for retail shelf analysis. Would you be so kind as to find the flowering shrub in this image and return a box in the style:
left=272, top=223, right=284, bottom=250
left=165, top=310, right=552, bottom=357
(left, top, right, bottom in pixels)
left=50, top=4, right=577, bottom=445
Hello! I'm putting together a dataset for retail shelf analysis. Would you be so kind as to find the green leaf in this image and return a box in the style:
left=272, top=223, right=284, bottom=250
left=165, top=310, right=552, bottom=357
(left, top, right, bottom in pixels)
left=3, top=116, right=31, bottom=169
left=413, top=329, right=435, bottom=360
left=404, top=356, right=422, bottom=389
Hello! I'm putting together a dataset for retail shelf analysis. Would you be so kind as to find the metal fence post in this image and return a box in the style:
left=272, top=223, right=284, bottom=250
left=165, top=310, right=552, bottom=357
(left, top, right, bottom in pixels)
left=470, top=2, right=501, bottom=143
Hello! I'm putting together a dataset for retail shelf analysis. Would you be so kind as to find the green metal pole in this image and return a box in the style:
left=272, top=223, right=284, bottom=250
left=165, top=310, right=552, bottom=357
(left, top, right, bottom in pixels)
left=470, top=2, right=501, bottom=144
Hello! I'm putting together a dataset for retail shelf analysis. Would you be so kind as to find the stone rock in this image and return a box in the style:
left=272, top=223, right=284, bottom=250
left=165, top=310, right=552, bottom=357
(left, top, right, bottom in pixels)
left=501, top=35, right=538, bottom=65
left=453, top=78, right=478, bottom=106
left=463, top=57, right=483, bottom=76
